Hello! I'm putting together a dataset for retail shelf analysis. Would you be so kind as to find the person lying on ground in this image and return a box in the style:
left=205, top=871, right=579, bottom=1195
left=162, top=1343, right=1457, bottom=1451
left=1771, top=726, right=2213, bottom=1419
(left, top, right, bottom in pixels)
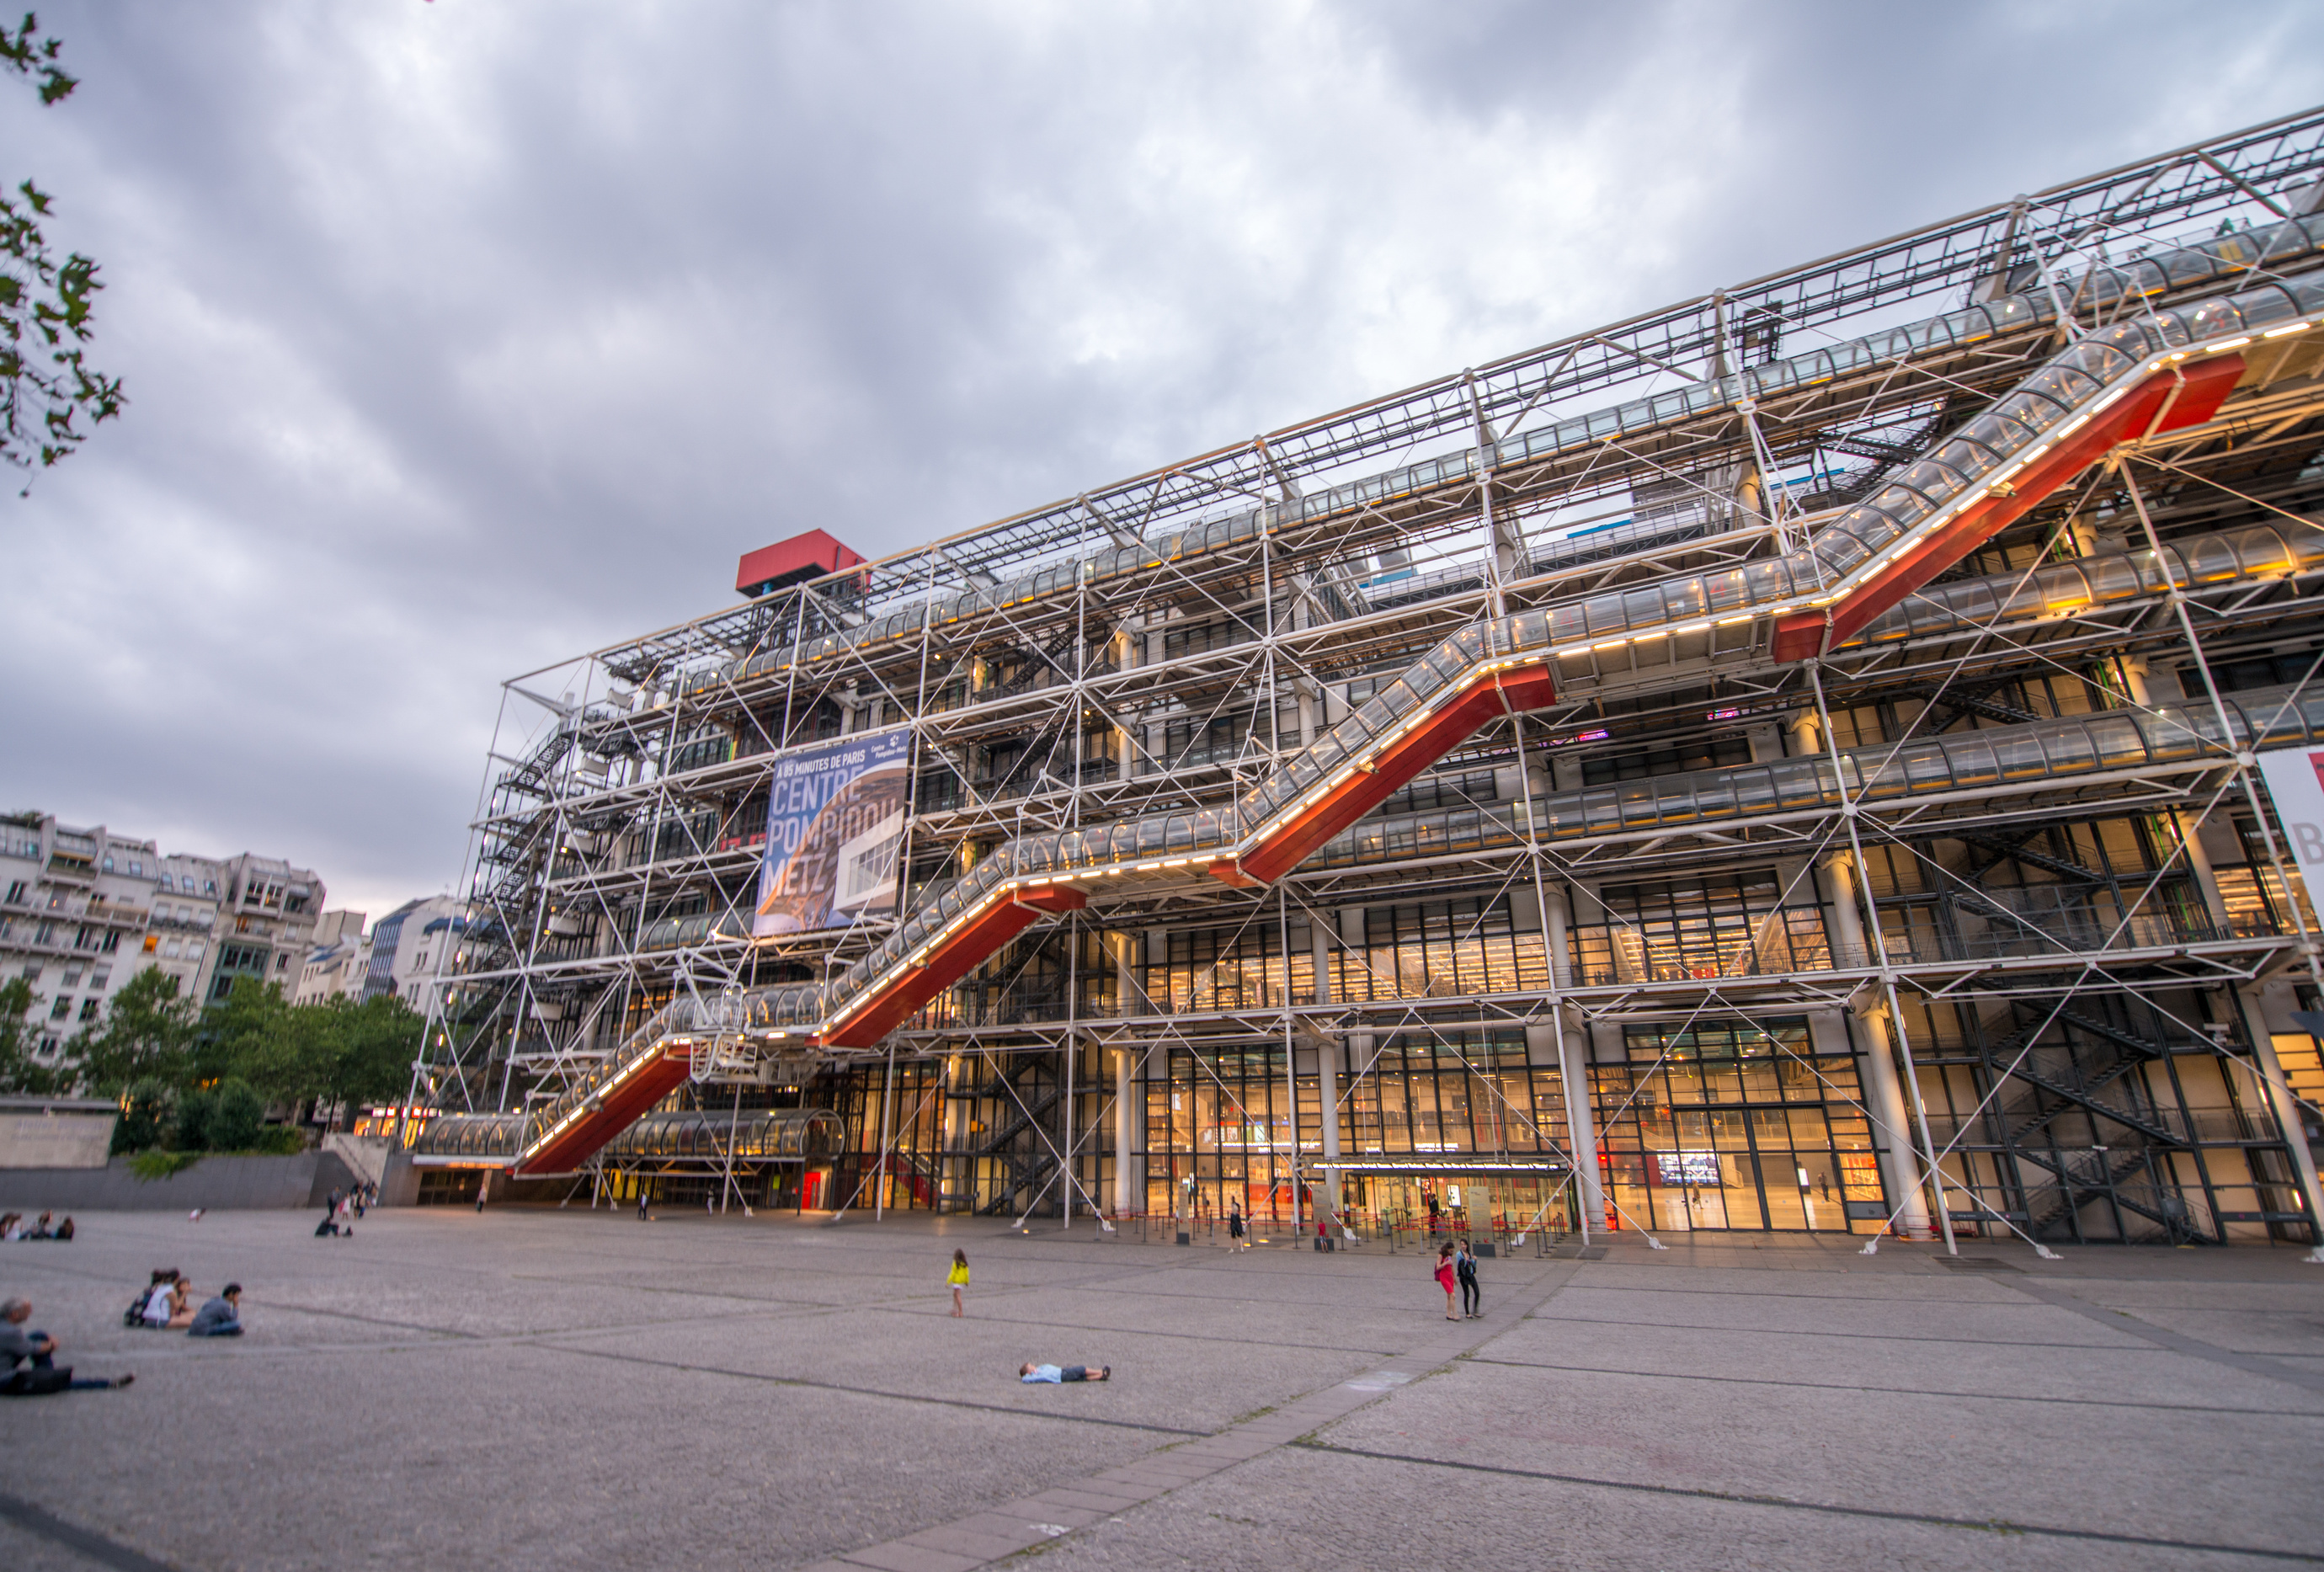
left=0, top=1298, right=132, bottom=1392
left=188, top=1284, right=243, bottom=1338
left=1019, top=1362, right=1110, bottom=1383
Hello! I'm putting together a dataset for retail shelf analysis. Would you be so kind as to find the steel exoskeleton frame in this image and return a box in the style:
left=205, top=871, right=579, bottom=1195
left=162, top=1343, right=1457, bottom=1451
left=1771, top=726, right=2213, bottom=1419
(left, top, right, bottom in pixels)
left=409, top=109, right=2324, bottom=1245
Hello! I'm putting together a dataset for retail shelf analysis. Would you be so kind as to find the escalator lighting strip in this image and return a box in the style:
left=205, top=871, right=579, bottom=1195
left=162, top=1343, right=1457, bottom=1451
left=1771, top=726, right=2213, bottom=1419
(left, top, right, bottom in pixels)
left=2263, top=322, right=2311, bottom=337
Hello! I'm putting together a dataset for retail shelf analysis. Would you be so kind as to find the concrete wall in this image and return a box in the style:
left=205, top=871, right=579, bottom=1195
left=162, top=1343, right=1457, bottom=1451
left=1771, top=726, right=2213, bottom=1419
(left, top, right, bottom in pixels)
left=0, top=1150, right=360, bottom=1212
left=0, top=1111, right=117, bottom=1170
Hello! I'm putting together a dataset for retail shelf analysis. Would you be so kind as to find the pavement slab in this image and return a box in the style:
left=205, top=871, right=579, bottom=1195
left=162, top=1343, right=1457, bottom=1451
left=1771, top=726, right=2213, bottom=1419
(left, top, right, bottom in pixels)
left=0, top=1211, right=2318, bottom=1569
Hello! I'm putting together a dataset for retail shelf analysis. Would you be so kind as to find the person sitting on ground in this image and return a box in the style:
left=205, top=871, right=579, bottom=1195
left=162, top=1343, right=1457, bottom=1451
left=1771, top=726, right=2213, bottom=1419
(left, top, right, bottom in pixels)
left=0, top=1297, right=132, bottom=1392
left=51, top=1215, right=72, bottom=1241
left=1019, top=1362, right=1110, bottom=1383
left=140, top=1271, right=182, bottom=1329
left=160, top=1278, right=195, bottom=1330
left=0, top=1212, right=21, bottom=1240
left=188, top=1284, right=243, bottom=1338
left=29, top=1211, right=56, bottom=1239
left=129, top=1270, right=174, bottom=1328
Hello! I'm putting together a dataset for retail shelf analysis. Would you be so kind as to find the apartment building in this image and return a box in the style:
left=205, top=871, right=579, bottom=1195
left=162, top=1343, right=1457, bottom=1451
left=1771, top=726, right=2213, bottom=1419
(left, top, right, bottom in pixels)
left=0, top=814, right=169, bottom=1055
left=361, top=897, right=466, bottom=1009
left=0, top=811, right=329, bottom=1060
left=202, top=854, right=323, bottom=1005
left=294, top=909, right=372, bottom=1004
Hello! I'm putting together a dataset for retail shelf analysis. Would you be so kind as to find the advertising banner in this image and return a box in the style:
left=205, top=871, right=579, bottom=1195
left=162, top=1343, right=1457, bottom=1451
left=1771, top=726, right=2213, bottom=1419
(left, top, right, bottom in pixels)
left=752, top=729, right=913, bottom=938
left=2254, top=745, right=2324, bottom=898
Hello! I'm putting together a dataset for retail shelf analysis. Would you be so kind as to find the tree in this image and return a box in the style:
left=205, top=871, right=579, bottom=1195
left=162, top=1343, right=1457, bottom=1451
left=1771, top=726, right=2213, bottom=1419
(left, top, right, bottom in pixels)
left=0, top=974, right=61, bottom=1094
left=1, top=12, right=122, bottom=482
left=311, top=994, right=425, bottom=1125
left=68, top=966, right=197, bottom=1093
left=200, top=977, right=325, bottom=1107
left=110, top=1077, right=171, bottom=1154
left=205, top=1079, right=264, bottom=1151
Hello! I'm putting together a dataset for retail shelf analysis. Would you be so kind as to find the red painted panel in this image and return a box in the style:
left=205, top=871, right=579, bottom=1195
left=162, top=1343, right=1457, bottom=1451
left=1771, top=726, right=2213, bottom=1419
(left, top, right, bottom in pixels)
left=1774, top=356, right=2243, bottom=662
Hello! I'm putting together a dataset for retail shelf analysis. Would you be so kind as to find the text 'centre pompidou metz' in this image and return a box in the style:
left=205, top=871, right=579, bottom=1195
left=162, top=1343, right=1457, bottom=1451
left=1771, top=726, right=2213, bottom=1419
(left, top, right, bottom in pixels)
left=408, top=107, right=2324, bottom=1252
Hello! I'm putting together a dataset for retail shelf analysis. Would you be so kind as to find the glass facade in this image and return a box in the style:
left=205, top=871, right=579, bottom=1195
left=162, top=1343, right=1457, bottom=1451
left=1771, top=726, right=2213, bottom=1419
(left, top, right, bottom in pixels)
left=1596, top=1018, right=1879, bottom=1234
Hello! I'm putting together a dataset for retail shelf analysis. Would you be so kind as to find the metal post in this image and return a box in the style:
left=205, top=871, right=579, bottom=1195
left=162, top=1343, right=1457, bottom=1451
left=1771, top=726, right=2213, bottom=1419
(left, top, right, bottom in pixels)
left=1810, top=663, right=1951, bottom=1252
left=1819, top=850, right=1930, bottom=1238
left=874, top=1043, right=894, bottom=1222
left=1115, top=1042, right=1135, bottom=1218
left=1542, top=887, right=1602, bottom=1239
left=1313, top=918, right=1341, bottom=1227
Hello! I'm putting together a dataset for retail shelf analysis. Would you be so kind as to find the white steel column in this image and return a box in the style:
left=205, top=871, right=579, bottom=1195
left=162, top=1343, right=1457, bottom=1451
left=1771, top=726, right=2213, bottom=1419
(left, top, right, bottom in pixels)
left=1107, top=929, right=1141, bottom=1218
left=1542, top=886, right=1603, bottom=1234
left=1114, top=1043, right=1137, bottom=1217
left=1313, top=918, right=1341, bottom=1223
left=1820, top=849, right=1932, bottom=1238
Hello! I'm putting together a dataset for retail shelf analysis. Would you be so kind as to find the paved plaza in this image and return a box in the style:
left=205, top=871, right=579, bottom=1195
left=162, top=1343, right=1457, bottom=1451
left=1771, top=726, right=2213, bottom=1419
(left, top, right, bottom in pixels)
left=2, top=1208, right=2321, bottom=1570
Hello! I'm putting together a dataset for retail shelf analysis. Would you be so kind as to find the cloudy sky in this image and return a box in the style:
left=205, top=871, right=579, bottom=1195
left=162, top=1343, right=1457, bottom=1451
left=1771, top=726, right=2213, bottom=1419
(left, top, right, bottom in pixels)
left=3, top=0, right=2321, bottom=925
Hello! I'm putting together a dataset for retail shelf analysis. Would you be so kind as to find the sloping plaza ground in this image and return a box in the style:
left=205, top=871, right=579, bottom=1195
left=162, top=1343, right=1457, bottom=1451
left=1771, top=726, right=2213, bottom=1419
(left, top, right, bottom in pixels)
left=2, top=1207, right=2321, bottom=1571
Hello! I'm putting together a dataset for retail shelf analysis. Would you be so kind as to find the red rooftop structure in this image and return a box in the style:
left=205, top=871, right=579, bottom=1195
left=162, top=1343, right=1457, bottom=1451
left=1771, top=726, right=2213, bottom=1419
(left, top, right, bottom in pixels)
left=736, top=530, right=867, bottom=599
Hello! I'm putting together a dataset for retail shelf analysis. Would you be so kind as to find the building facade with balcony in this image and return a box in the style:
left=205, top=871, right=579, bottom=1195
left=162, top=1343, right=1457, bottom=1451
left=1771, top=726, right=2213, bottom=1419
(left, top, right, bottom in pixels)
left=293, top=909, right=371, bottom=1004
left=0, top=812, right=330, bottom=1063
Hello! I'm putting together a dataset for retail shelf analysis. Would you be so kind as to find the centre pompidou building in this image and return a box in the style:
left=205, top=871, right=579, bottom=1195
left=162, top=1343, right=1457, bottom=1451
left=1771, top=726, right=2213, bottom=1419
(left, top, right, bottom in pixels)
left=408, top=108, right=2324, bottom=1252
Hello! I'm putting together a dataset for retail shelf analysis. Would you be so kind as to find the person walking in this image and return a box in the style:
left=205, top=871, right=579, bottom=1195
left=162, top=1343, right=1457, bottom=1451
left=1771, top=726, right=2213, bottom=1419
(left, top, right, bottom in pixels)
left=1455, top=1239, right=1481, bottom=1319
left=946, top=1249, right=970, bottom=1317
left=1433, top=1243, right=1458, bottom=1319
left=1228, top=1202, right=1245, bottom=1250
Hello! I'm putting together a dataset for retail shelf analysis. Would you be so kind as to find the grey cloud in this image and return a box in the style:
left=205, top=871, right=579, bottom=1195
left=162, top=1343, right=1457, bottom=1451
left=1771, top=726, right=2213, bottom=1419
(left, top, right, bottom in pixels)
left=2, top=0, right=2320, bottom=920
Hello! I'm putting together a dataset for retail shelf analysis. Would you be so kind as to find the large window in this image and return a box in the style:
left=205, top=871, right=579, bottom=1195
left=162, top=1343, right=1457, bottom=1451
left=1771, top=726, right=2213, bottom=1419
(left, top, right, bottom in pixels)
left=1330, top=897, right=1548, bottom=1003
left=1574, top=868, right=1830, bottom=985
left=1596, top=1016, right=1882, bottom=1234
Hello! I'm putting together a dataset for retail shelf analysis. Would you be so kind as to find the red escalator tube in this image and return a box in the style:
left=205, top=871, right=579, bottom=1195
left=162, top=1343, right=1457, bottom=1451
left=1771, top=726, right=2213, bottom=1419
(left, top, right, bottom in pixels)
left=1230, top=663, right=1558, bottom=885
left=817, top=884, right=1089, bottom=1050
left=513, top=1043, right=695, bottom=1178
left=1772, top=355, right=2245, bottom=663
